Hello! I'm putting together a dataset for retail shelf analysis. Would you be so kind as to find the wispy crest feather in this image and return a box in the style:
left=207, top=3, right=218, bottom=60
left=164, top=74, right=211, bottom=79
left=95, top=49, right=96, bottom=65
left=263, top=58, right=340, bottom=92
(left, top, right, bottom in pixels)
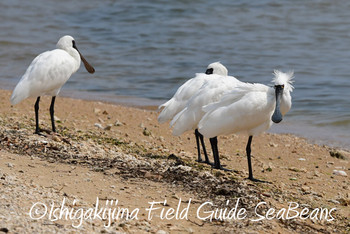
left=272, top=70, right=294, bottom=92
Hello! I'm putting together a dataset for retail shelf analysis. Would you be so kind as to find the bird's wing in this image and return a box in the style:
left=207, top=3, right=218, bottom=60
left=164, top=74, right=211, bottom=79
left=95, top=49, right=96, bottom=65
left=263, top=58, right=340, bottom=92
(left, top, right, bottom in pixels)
left=157, top=73, right=210, bottom=123
left=170, top=75, right=240, bottom=135
left=173, top=73, right=210, bottom=101
left=198, top=84, right=273, bottom=138
left=11, top=49, right=77, bottom=104
left=202, top=83, right=267, bottom=113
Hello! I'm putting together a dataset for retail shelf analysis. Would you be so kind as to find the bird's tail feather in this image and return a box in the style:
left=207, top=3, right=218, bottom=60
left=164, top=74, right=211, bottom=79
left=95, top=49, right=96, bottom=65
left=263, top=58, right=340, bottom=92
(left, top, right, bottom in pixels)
left=158, top=98, right=187, bottom=124
left=158, top=98, right=176, bottom=123
left=10, top=82, right=28, bottom=105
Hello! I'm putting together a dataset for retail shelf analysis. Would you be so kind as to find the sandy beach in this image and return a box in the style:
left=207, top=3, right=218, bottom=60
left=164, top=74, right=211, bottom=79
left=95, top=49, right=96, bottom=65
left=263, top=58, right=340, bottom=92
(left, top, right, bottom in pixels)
left=0, top=89, right=349, bottom=233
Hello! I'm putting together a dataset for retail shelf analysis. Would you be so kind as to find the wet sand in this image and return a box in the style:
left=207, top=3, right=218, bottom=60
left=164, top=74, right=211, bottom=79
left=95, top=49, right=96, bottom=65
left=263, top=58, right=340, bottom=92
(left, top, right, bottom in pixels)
left=0, top=90, right=349, bottom=233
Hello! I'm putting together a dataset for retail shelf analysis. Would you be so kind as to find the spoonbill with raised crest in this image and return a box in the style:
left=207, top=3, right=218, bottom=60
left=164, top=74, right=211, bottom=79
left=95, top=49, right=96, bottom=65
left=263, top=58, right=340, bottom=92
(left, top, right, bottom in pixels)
left=198, top=70, right=294, bottom=181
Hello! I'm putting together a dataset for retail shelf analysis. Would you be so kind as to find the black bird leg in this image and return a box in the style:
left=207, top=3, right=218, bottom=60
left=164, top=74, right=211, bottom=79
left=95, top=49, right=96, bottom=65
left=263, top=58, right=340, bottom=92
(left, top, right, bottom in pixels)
left=246, top=136, right=253, bottom=180
left=34, top=96, right=41, bottom=134
left=50, top=96, right=56, bottom=133
left=195, top=129, right=202, bottom=162
left=210, top=137, right=231, bottom=171
left=210, top=137, right=219, bottom=167
left=199, top=131, right=211, bottom=165
left=246, top=136, right=267, bottom=183
left=195, top=129, right=212, bottom=165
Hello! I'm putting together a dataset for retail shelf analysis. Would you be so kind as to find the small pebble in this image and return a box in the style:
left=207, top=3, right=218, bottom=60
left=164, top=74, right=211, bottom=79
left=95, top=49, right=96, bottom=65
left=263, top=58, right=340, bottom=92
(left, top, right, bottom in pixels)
left=156, top=230, right=168, bottom=234
left=301, top=185, right=310, bottom=192
left=52, top=135, right=61, bottom=142
left=94, top=108, right=101, bottom=114
left=333, top=170, right=347, bottom=177
left=94, top=123, right=103, bottom=129
left=114, top=120, right=123, bottom=126
left=328, top=199, right=340, bottom=204
left=104, top=124, right=113, bottom=131
left=143, top=128, right=151, bottom=136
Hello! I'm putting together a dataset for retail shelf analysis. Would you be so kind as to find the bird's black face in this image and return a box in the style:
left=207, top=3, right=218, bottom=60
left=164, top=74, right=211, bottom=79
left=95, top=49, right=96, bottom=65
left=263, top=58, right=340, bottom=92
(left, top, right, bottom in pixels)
left=71, top=40, right=95, bottom=74
left=205, top=68, right=213, bottom=74
left=271, top=85, right=284, bottom=123
left=275, top=84, right=284, bottom=90
left=72, top=40, right=77, bottom=50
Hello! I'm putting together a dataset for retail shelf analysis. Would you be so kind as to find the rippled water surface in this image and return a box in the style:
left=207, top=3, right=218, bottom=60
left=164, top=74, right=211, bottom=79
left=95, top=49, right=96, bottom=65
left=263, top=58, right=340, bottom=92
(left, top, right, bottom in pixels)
left=0, top=0, right=349, bottom=148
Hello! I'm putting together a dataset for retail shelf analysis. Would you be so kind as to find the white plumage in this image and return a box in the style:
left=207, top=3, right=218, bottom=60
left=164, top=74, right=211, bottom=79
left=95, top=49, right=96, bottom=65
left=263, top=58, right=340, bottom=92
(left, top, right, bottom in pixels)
left=11, top=35, right=94, bottom=105
left=199, top=70, right=293, bottom=137
left=158, top=62, right=228, bottom=124
left=198, top=70, right=294, bottom=181
left=10, top=35, right=95, bottom=134
left=198, top=84, right=273, bottom=137
left=170, top=74, right=240, bottom=136
left=158, top=61, right=230, bottom=165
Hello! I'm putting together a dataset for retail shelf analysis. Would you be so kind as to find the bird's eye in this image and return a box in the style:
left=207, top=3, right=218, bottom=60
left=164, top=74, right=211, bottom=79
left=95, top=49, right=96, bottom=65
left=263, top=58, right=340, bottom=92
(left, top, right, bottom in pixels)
left=274, top=85, right=285, bottom=89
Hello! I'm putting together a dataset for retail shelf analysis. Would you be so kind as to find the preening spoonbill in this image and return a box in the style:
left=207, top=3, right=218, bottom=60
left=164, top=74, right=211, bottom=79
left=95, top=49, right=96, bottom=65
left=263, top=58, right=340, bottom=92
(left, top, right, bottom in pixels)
left=170, top=73, right=240, bottom=167
left=158, top=62, right=228, bottom=165
left=198, top=70, right=294, bottom=181
left=10, top=35, right=95, bottom=134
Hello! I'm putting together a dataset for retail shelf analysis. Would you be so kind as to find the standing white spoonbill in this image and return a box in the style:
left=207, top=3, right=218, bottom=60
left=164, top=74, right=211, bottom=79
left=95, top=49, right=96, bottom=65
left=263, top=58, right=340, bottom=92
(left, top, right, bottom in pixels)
left=198, top=70, right=294, bottom=181
left=10, top=35, right=95, bottom=135
left=158, top=62, right=228, bottom=165
left=170, top=73, right=241, bottom=168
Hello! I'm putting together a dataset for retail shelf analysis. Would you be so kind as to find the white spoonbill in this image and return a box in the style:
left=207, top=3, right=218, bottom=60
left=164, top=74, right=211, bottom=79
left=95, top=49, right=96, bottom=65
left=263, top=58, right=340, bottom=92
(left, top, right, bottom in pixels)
left=198, top=70, right=294, bottom=181
left=158, top=62, right=228, bottom=165
left=10, top=35, right=95, bottom=135
left=170, top=73, right=241, bottom=168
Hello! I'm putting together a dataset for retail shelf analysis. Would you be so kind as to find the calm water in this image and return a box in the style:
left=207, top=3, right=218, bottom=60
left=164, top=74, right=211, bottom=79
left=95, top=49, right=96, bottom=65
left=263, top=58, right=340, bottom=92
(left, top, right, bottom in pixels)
left=0, top=0, right=349, bottom=148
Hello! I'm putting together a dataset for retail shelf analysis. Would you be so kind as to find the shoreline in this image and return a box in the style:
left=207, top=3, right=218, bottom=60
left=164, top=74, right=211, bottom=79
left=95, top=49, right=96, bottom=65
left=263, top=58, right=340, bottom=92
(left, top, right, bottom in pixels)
left=0, top=89, right=349, bottom=232
left=269, top=120, right=350, bottom=151
left=2, top=84, right=348, bottom=150
left=0, top=84, right=164, bottom=110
